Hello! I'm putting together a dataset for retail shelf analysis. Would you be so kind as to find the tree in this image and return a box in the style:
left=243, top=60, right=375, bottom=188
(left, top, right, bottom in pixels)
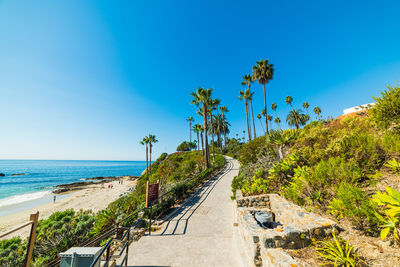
left=271, top=102, right=278, bottom=117
left=286, top=109, right=307, bottom=129
left=140, top=136, right=150, bottom=180
left=303, top=102, right=310, bottom=115
left=186, top=117, right=194, bottom=142
left=220, top=106, right=229, bottom=146
left=242, top=74, right=256, bottom=139
left=267, top=115, right=273, bottom=131
left=176, top=141, right=197, bottom=152
left=371, top=83, right=400, bottom=129
left=210, top=114, right=230, bottom=148
left=313, top=106, right=322, bottom=120
left=257, top=113, right=265, bottom=133
left=274, top=117, right=281, bottom=129
left=252, top=59, right=274, bottom=134
left=193, top=124, right=202, bottom=151
left=191, top=87, right=212, bottom=167
left=285, top=95, right=300, bottom=127
left=239, top=89, right=252, bottom=141
left=148, top=134, right=158, bottom=175
left=213, top=98, right=222, bottom=151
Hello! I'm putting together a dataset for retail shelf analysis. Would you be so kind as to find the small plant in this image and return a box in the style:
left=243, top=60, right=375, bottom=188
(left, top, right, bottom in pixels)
left=314, top=232, right=361, bottom=267
left=384, top=158, right=400, bottom=174
left=372, top=187, right=400, bottom=245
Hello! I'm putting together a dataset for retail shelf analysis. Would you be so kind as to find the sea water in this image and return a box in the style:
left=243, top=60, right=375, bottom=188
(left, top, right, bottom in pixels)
left=0, top=160, right=146, bottom=212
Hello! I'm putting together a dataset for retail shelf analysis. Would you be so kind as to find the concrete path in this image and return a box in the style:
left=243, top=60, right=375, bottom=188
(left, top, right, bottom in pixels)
left=127, top=156, right=244, bottom=267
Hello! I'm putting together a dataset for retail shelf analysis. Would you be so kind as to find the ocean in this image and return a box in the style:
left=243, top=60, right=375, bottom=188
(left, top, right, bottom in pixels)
left=0, top=160, right=146, bottom=212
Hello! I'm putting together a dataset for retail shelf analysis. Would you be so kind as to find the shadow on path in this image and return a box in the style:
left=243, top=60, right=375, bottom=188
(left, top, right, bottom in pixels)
left=150, top=160, right=234, bottom=237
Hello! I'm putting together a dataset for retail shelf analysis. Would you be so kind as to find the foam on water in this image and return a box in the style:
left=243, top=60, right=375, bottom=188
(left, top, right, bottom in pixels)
left=0, top=190, right=50, bottom=208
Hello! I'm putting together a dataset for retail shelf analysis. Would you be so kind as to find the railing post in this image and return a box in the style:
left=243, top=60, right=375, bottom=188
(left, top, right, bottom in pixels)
left=105, top=244, right=111, bottom=267
left=125, top=229, right=129, bottom=267
left=148, top=206, right=152, bottom=235
left=25, top=212, right=39, bottom=267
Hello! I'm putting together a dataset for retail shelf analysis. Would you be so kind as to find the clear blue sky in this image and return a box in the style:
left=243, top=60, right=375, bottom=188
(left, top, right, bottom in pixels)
left=1, top=0, right=400, bottom=160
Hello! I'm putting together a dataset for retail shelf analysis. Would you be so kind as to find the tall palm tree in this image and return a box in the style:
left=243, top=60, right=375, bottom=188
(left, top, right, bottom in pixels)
left=252, top=59, right=274, bottom=134
left=220, top=106, right=229, bottom=147
left=271, top=102, right=279, bottom=129
left=239, top=89, right=252, bottom=141
left=257, top=113, right=265, bottom=133
left=314, top=106, right=322, bottom=120
left=186, top=117, right=194, bottom=142
left=140, top=136, right=150, bottom=181
left=148, top=134, right=158, bottom=175
left=191, top=87, right=212, bottom=167
left=274, top=117, right=281, bottom=129
left=286, top=109, right=307, bottom=129
left=302, top=102, right=310, bottom=115
left=193, top=124, right=202, bottom=151
left=267, top=115, right=273, bottom=131
left=285, top=95, right=300, bottom=127
left=242, top=74, right=256, bottom=139
left=208, top=103, right=216, bottom=163
left=213, top=98, right=222, bottom=150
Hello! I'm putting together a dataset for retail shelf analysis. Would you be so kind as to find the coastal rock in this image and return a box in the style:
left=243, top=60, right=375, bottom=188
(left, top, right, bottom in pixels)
left=0, top=173, right=5, bottom=176
left=11, top=173, right=26, bottom=176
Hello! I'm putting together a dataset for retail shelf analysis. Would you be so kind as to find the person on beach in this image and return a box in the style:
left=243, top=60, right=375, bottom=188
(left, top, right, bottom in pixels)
left=53, top=195, right=56, bottom=203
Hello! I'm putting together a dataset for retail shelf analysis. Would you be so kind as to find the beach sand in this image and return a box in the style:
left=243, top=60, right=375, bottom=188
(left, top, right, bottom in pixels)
left=0, top=178, right=136, bottom=240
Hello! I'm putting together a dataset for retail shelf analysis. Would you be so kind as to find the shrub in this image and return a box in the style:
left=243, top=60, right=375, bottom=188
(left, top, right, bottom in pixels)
left=238, top=136, right=268, bottom=165
left=328, top=182, right=378, bottom=232
left=176, top=141, right=197, bottom=152
left=0, top=237, right=26, bottom=266
left=314, top=232, right=362, bottom=267
left=372, top=187, right=400, bottom=245
left=384, top=158, right=400, bottom=175
left=371, top=82, right=400, bottom=129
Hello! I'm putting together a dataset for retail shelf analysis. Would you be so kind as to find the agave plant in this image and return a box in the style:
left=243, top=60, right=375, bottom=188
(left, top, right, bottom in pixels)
left=384, top=158, right=400, bottom=174
left=314, top=232, right=360, bottom=267
left=372, top=187, right=400, bottom=244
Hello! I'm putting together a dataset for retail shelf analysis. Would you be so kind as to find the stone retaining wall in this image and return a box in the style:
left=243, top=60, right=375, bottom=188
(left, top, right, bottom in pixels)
left=234, top=190, right=337, bottom=267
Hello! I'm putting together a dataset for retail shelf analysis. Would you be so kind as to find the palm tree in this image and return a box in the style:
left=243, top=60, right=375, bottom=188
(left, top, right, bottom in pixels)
left=220, top=106, right=229, bottom=146
left=140, top=136, right=150, bottom=181
left=239, top=89, right=252, bottom=141
left=208, top=102, right=216, bottom=163
left=257, top=114, right=265, bottom=133
left=193, top=124, right=202, bottom=151
left=191, top=87, right=212, bottom=167
left=285, top=95, right=300, bottom=127
left=210, top=114, right=230, bottom=149
left=271, top=102, right=278, bottom=128
left=274, top=117, right=281, bottom=129
left=302, top=102, right=310, bottom=115
left=148, top=134, right=158, bottom=175
left=314, top=106, right=322, bottom=120
left=286, top=109, right=307, bottom=129
left=267, top=115, right=273, bottom=131
left=213, top=98, right=222, bottom=150
left=252, top=59, right=274, bottom=134
left=242, top=74, right=256, bottom=139
left=186, top=117, right=194, bottom=142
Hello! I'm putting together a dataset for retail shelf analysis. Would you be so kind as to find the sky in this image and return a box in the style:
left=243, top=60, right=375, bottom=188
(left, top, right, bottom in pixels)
left=0, top=0, right=400, bottom=160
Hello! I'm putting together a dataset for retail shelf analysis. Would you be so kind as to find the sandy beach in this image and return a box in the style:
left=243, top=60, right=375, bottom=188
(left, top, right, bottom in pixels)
left=0, top=178, right=136, bottom=240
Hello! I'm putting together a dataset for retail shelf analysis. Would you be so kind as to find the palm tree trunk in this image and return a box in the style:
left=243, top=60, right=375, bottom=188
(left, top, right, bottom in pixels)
left=250, top=99, right=256, bottom=139
left=245, top=101, right=251, bottom=141
left=200, top=131, right=204, bottom=155
left=263, top=84, right=269, bottom=134
left=210, top=111, right=215, bottom=163
left=149, top=143, right=152, bottom=175
left=222, top=113, right=227, bottom=147
left=189, top=122, right=192, bottom=142
left=202, top=104, right=210, bottom=168
left=146, top=145, right=149, bottom=181
left=216, top=106, right=221, bottom=149
left=197, top=132, right=200, bottom=151
left=259, top=118, right=265, bottom=133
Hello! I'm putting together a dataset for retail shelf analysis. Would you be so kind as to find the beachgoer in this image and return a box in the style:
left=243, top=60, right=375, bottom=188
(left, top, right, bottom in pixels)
left=53, top=195, right=56, bottom=203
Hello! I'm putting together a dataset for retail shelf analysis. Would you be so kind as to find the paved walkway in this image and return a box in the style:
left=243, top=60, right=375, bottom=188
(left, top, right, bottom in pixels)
left=127, top=156, right=244, bottom=267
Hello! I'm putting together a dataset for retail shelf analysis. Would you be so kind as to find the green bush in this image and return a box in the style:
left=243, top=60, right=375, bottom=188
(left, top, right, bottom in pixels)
left=328, top=183, right=378, bottom=232
left=176, top=141, right=197, bottom=152
left=238, top=136, right=268, bottom=165
left=0, top=237, right=26, bottom=266
left=371, top=82, right=400, bottom=129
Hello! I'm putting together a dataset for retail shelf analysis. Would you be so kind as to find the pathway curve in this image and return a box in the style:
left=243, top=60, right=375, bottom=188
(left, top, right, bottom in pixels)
left=127, top=156, right=244, bottom=267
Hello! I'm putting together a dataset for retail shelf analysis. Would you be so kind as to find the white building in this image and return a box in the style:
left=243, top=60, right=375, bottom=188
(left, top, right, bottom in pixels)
left=343, top=103, right=375, bottom=115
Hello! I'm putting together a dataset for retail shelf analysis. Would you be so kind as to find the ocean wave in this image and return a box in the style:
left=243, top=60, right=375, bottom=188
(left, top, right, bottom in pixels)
left=0, top=191, right=50, bottom=208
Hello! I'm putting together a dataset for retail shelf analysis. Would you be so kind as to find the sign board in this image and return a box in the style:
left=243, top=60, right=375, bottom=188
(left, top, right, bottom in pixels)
left=146, top=181, right=159, bottom=208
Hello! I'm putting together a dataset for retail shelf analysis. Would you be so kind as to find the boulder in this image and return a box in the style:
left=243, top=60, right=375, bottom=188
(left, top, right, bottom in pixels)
left=0, top=173, right=5, bottom=176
